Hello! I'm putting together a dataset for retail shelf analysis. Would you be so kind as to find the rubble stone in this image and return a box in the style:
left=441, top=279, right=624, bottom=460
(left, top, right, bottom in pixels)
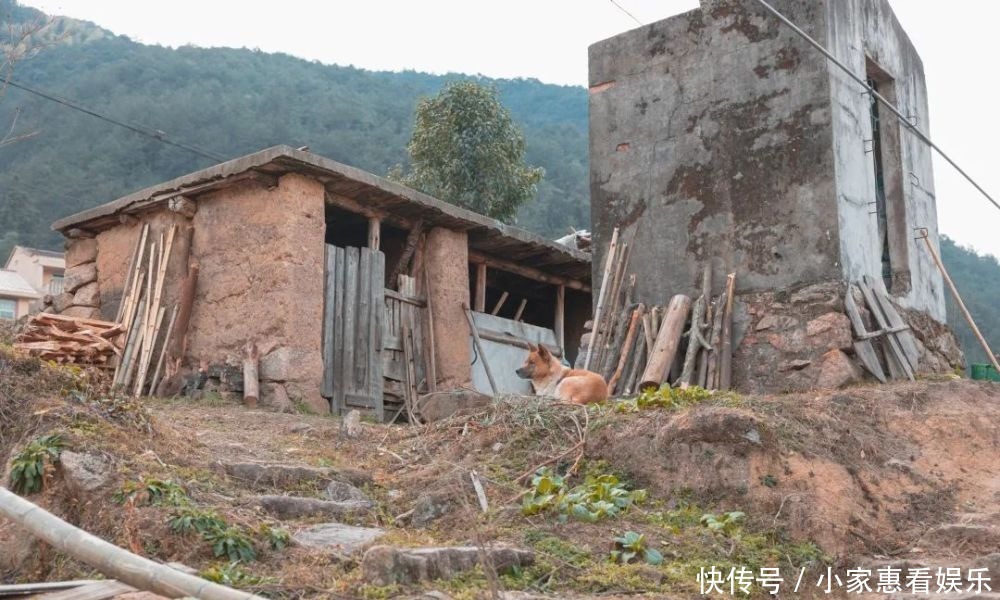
left=325, top=480, right=372, bottom=504
left=806, top=312, right=853, bottom=349
left=816, top=349, right=864, bottom=389
left=252, top=495, right=373, bottom=519
left=72, top=282, right=101, bottom=308
left=341, top=409, right=363, bottom=437
left=52, top=292, right=75, bottom=313
left=293, top=522, right=385, bottom=553
left=63, top=262, right=98, bottom=294
left=65, top=238, right=98, bottom=268
left=360, top=545, right=534, bottom=586
left=60, top=451, right=111, bottom=496
left=260, top=382, right=293, bottom=412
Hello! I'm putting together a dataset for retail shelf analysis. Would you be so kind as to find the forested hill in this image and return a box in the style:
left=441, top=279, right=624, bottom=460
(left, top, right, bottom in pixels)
left=1, top=2, right=998, bottom=368
left=0, top=1, right=588, bottom=258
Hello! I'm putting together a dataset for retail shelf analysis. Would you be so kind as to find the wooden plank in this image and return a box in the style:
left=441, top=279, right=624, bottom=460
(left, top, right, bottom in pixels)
left=34, top=580, right=135, bottom=600
left=554, top=285, right=565, bottom=350
left=867, top=276, right=920, bottom=371
left=474, top=263, right=487, bottom=313
left=0, top=580, right=103, bottom=596
left=368, top=216, right=381, bottom=251
left=402, top=323, right=419, bottom=423
left=332, top=247, right=346, bottom=412
left=384, top=288, right=426, bottom=307
left=858, top=279, right=914, bottom=380
left=322, top=245, right=336, bottom=399
left=357, top=248, right=373, bottom=398
left=370, top=248, right=386, bottom=421
left=844, top=287, right=888, bottom=383
left=342, top=247, right=359, bottom=406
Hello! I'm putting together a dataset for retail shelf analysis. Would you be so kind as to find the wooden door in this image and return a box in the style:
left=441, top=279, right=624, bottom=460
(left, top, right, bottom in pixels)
left=322, top=245, right=385, bottom=420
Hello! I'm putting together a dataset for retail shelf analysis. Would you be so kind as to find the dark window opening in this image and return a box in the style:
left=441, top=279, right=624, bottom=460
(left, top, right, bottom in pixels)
left=867, top=77, right=893, bottom=289
left=324, top=202, right=409, bottom=288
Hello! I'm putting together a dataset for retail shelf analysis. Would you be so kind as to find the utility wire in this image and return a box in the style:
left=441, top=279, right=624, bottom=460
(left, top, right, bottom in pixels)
left=1, top=77, right=227, bottom=162
left=753, top=0, right=1000, bottom=213
left=610, top=0, right=643, bottom=26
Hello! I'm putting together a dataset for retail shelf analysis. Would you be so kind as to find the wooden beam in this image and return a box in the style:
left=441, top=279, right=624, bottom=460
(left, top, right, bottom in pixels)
left=168, top=196, right=197, bottom=219
left=513, top=299, right=527, bottom=322
left=467, top=250, right=590, bottom=293
left=474, top=263, right=487, bottom=313
left=367, top=217, right=381, bottom=251
left=555, top=285, right=565, bottom=349
left=490, top=291, right=509, bottom=316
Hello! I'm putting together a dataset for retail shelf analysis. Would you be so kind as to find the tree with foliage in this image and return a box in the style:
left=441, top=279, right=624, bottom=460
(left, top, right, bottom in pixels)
left=392, top=81, right=543, bottom=221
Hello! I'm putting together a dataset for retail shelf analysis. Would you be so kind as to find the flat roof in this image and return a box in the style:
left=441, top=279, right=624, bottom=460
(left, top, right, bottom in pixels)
left=52, top=146, right=590, bottom=282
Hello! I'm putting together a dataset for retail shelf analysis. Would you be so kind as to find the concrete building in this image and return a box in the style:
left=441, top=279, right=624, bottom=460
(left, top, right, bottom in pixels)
left=4, top=246, right=65, bottom=296
left=50, top=146, right=591, bottom=416
left=589, top=0, right=958, bottom=391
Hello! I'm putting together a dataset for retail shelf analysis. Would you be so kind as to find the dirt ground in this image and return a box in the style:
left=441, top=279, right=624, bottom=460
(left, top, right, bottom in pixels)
left=1, top=345, right=998, bottom=599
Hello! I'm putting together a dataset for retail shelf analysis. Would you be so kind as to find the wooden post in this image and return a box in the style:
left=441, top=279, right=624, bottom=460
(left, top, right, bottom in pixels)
left=718, top=273, right=736, bottom=390
left=491, top=291, right=509, bottom=316
left=917, top=228, right=1000, bottom=374
left=585, top=227, right=619, bottom=369
left=463, top=304, right=497, bottom=395
left=368, top=217, right=381, bottom=251
left=0, top=488, right=266, bottom=600
left=555, top=285, right=565, bottom=350
left=639, top=294, right=692, bottom=390
left=243, top=341, right=259, bottom=408
left=422, top=266, right=437, bottom=392
left=608, top=305, right=643, bottom=394
left=513, top=299, right=527, bottom=322
left=474, top=263, right=487, bottom=313
left=706, top=293, right=727, bottom=389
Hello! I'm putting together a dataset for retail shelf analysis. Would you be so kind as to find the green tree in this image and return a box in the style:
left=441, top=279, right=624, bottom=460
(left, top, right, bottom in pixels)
left=393, top=81, right=543, bottom=221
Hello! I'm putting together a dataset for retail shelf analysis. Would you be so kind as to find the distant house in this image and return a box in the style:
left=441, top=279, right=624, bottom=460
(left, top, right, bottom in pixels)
left=0, top=270, right=40, bottom=320
left=4, top=246, right=66, bottom=296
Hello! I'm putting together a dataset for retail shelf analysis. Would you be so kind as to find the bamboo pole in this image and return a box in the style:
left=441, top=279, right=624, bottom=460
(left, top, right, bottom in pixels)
left=916, top=228, right=1000, bottom=373
left=0, top=487, right=265, bottom=600
left=718, top=273, right=737, bottom=390
left=584, top=227, right=619, bottom=370
left=608, top=305, right=643, bottom=395
left=513, top=299, right=527, bottom=322
left=116, top=224, right=148, bottom=323
left=149, top=304, right=179, bottom=395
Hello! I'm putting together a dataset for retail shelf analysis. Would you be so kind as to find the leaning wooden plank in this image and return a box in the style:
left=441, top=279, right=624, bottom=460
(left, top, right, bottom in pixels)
left=718, top=273, right=737, bottom=391
left=402, top=323, right=420, bottom=423
left=33, top=580, right=135, bottom=600
left=858, top=279, right=914, bottom=381
left=866, top=275, right=920, bottom=371
left=640, top=295, right=693, bottom=390
left=463, top=304, right=498, bottom=395
left=357, top=247, right=373, bottom=400
left=0, top=487, right=266, bottom=600
left=370, top=249, right=386, bottom=421
left=0, top=580, right=103, bottom=596
left=118, top=223, right=149, bottom=324
left=584, top=227, right=619, bottom=370
left=601, top=304, right=636, bottom=381
left=844, top=287, right=888, bottom=383
left=331, top=247, right=347, bottom=413
left=321, top=246, right=337, bottom=399
left=342, top=247, right=360, bottom=398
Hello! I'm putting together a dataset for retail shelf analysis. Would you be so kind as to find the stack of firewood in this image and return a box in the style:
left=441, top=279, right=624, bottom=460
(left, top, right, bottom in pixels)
left=583, top=227, right=738, bottom=395
left=14, top=313, right=125, bottom=365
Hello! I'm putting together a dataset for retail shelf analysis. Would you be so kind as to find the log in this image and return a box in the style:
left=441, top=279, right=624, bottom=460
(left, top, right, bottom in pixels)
left=681, top=264, right=713, bottom=387
left=388, top=220, right=424, bottom=288
left=705, top=292, right=727, bottom=389
left=166, top=262, right=200, bottom=374
left=584, top=227, right=619, bottom=369
left=0, top=487, right=265, bottom=600
left=243, top=341, right=259, bottom=408
left=718, top=273, right=736, bottom=391
left=697, top=300, right=713, bottom=388
left=608, top=305, right=643, bottom=395
left=422, top=266, right=437, bottom=392
left=367, top=216, right=381, bottom=251
left=513, top=299, right=527, bottom=322
left=639, top=295, right=692, bottom=390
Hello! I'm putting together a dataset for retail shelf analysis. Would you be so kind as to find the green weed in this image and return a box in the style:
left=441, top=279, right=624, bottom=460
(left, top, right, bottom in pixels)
left=114, top=477, right=189, bottom=506
left=521, top=467, right=647, bottom=522
left=9, top=434, right=65, bottom=494
left=609, top=531, right=663, bottom=566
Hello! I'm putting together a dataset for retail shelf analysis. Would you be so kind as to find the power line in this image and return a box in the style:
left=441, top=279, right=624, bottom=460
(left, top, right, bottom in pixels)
left=1, top=77, right=227, bottom=162
left=609, top=0, right=643, bottom=26
left=753, top=0, right=1000, bottom=214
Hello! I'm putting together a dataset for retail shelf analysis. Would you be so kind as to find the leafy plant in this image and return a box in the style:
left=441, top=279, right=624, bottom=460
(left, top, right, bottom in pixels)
left=9, top=434, right=64, bottom=494
left=760, top=474, right=779, bottom=488
left=200, top=562, right=270, bottom=587
left=168, top=507, right=227, bottom=536
left=114, top=477, right=189, bottom=507
left=615, top=385, right=713, bottom=413
left=261, top=524, right=291, bottom=551
left=205, top=526, right=257, bottom=562
left=609, top=531, right=663, bottom=566
left=522, top=467, right=647, bottom=522
left=701, top=511, right=746, bottom=537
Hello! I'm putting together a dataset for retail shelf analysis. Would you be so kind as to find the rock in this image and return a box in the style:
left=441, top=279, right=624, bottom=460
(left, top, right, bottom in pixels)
left=816, top=349, right=863, bottom=389
left=341, top=409, right=363, bottom=437
left=64, top=262, right=98, bottom=294
left=65, top=238, right=98, bottom=268
left=360, top=545, right=534, bottom=585
left=260, top=382, right=293, bottom=412
left=260, top=346, right=309, bottom=382
left=52, top=292, right=75, bottom=313
left=61, top=306, right=102, bottom=320
left=293, top=522, right=385, bottom=553
left=411, top=492, right=454, bottom=528
left=779, top=359, right=811, bottom=371
left=416, top=389, right=492, bottom=422
left=806, top=312, right=853, bottom=350
left=790, top=281, right=843, bottom=309
left=60, top=451, right=110, bottom=495
left=221, top=461, right=331, bottom=487
left=325, top=479, right=372, bottom=503
left=755, top=314, right=798, bottom=331
left=252, top=495, right=373, bottom=519
left=72, top=282, right=101, bottom=308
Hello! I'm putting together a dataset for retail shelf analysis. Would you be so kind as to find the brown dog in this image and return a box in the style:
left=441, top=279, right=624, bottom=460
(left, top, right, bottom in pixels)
left=515, top=344, right=609, bottom=405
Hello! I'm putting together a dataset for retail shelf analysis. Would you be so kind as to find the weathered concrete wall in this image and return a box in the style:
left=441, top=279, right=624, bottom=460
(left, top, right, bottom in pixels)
left=825, top=0, right=944, bottom=321
left=187, top=173, right=327, bottom=412
left=590, top=0, right=839, bottom=301
left=425, top=227, right=472, bottom=389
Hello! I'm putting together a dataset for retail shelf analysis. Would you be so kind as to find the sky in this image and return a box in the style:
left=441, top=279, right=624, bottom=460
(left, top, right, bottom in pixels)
left=19, top=0, right=1000, bottom=260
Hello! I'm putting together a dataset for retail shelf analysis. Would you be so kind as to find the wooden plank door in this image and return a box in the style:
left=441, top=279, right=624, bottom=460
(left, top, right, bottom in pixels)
left=322, top=245, right=385, bottom=420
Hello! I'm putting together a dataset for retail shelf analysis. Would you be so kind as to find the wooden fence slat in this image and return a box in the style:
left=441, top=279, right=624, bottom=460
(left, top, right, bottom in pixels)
left=322, top=245, right=336, bottom=399
left=332, top=247, right=346, bottom=412
left=342, top=247, right=360, bottom=406
left=370, top=248, right=386, bottom=421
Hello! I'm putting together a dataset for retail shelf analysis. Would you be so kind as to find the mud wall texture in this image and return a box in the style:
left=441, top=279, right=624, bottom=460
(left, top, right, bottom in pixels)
left=424, top=227, right=472, bottom=389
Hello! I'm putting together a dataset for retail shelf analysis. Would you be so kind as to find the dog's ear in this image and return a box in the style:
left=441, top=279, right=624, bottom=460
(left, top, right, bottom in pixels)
left=527, top=343, right=538, bottom=353
left=537, top=344, right=550, bottom=360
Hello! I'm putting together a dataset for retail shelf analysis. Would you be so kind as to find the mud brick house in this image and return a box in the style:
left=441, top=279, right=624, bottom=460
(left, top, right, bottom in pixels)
left=51, top=146, right=591, bottom=416
left=589, top=0, right=961, bottom=392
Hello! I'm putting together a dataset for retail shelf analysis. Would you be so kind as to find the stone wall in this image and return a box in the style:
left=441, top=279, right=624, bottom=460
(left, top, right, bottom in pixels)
left=55, top=237, right=101, bottom=319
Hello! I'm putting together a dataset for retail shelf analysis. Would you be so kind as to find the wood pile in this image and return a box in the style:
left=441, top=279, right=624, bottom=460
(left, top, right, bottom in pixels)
left=583, top=227, right=738, bottom=395
left=14, top=313, right=124, bottom=365
left=845, top=275, right=920, bottom=383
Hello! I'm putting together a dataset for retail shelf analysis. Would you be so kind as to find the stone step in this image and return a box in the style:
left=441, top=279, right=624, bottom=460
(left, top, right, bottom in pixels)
left=293, top=522, right=385, bottom=554
left=360, top=545, right=535, bottom=586
left=219, top=460, right=370, bottom=488
left=251, top=495, right=373, bottom=519
left=920, top=523, right=1000, bottom=554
